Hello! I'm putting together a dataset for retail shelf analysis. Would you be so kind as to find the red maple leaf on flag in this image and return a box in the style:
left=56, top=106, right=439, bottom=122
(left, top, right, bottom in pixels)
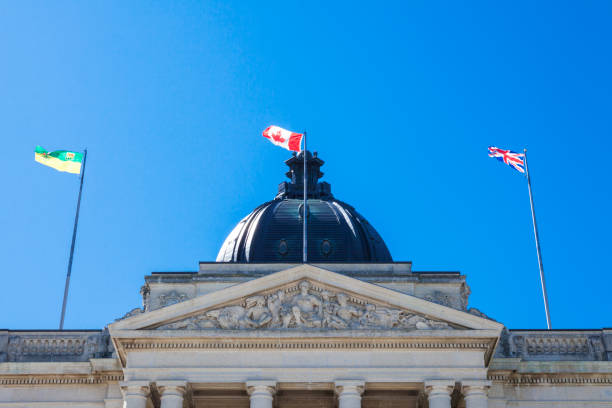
left=262, top=126, right=303, bottom=152
left=270, top=130, right=286, bottom=144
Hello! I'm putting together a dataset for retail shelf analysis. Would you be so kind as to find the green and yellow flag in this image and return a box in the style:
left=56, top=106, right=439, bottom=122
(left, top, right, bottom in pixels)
left=35, top=146, right=83, bottom=174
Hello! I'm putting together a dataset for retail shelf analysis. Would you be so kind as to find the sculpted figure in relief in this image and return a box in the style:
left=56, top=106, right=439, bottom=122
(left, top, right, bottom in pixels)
left=360, top=303, right=401, bottom=329
left=244, top=296, right=272, bottom=328
left=327, top=293, right=361, bottom=329
left=288, top=281, right=322, bottom=328
left=156, top=280, right=453, bottom=331
left=320, top=291, right=340, bottom=327
left=266, top=290, right=285, bottom=327
left=206, top=306, right=248, bottom=329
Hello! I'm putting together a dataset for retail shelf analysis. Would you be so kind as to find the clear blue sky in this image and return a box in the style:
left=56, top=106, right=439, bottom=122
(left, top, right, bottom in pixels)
left=1, top=1, right=610, bottom=330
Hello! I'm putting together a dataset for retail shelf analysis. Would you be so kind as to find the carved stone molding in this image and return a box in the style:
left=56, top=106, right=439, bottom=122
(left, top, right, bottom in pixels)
left=155, top=280, right=454, bottom=331
left=120, top=338, right=492, bottom=352
left=156, top=291, right=189, bottom=309
left=506, top=331, right=607, bottom=361
left=488, top=373, right=612, bottom=385
left=6, top=333, right=110, bottom=362
left=0, top=373, right=123, bottom=385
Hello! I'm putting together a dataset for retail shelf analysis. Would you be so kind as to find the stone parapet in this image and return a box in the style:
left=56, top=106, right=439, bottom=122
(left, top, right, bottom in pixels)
left=0, top=330, right=114, bottom=362
left=495, top=329, right=610, bottom=361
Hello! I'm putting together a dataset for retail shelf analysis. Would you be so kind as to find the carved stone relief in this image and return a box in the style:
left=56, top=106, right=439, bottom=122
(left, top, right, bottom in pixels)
left=156, top=280, right=453, bottom=331
left=157, top=291, right=189, bottom=308
left=6, top=334, right=109, bottom=362
left=506, top=332, right=608, bottom=361
left=140, top=284, right=150, bottom=311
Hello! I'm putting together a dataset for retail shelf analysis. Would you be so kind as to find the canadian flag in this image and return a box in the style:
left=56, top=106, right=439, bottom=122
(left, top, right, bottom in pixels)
left=262, top=126, right=303, bottom=152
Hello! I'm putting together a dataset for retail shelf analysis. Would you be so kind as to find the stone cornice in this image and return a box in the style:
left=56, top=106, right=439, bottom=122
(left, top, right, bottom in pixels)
left=112, top=333, right=499, bottom=368
left=487, top=371, right=612, bottom=385
left=488, top=358, right=612, bottom=385
left=121, top=339, right=493, bottom=350
left=0, top=358, right=124, bottom=386
left=0, top=372, right=124, bottom=385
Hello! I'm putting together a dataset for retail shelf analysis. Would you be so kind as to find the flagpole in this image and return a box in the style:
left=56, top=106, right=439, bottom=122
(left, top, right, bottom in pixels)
left=303, top=132, right=307, bottom=263
left=523, top=148, right=551, bottom=330
left=59, top=149, right=87, bottom=330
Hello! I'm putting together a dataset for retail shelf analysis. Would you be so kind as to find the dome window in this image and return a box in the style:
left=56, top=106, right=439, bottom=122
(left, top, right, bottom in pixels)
left=278, top=239, right=289, bottom=256
left=321, top=239, right=333, bottom=257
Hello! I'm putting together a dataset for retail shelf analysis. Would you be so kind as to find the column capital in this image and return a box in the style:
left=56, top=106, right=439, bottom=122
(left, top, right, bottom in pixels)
left=334, top=380, right=365, bottom=396
left=424, top=379, right=455, bottom=395
left=120, top=382, right=150, bottom=408
left=157, top=380, right=187, bottom=397
left=425, top=380, right=454, bottom=408
left=120, top=381, right=150, bottom=398
left=247, top=381, right=276, bottom=408
left=461, top=380, right=491, bottom=408
left=335, top=381, right=365, bottom=408
left=246, top=380, right=277, bottom=396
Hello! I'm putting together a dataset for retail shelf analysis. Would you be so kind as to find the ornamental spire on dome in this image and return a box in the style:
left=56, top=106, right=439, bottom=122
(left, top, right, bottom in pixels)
left=276, top=150, right=332, bottom=200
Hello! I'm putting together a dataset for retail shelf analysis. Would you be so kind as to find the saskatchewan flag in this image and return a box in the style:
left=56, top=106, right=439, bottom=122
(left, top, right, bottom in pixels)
left=34, top=146, right=83, bottom=174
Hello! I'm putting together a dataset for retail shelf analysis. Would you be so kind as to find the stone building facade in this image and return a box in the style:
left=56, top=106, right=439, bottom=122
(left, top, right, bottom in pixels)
left=2, top=152, right=611, bottom=407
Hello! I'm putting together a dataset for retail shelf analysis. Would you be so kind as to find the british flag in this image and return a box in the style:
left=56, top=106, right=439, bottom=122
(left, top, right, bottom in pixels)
left=488, top=146, right=525, bottom=173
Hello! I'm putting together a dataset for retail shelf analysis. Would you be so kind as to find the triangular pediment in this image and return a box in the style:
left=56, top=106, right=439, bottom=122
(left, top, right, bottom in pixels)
left=110, top=265, right=502, bottom=333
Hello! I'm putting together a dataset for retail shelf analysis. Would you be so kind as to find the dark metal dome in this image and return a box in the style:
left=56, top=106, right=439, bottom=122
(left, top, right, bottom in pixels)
left=216, top=151, right=392, bottom=263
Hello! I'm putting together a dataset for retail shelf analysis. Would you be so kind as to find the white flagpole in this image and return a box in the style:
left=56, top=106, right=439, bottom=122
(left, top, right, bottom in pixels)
left=523, top=148, right=552, bottom=329
left=302, top=132, right=307, bottom=263
left=59, top=149, right=87, bottom=330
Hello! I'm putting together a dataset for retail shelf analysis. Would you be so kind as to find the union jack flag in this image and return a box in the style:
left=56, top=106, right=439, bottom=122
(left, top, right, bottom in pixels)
left=488, top=146, right=525, bottom=173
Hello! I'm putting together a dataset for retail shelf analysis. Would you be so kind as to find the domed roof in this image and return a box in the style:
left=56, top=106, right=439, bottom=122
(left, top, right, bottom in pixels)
left=216, top=151, right=392, bottom=263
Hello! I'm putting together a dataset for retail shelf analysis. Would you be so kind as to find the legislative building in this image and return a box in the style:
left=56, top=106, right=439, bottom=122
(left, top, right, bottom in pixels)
left=1, top=151, right=611, bottom=407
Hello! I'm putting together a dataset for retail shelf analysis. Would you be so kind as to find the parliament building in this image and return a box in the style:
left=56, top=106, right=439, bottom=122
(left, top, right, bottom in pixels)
left=1, top=152, right=611, bottom=407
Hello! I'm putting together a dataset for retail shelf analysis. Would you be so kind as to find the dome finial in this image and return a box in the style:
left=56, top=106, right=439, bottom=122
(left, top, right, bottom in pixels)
left=276, top=150, right=332, bottom=199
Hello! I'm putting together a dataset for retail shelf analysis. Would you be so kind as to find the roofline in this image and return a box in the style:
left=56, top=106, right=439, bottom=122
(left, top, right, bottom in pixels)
left=149, top=270, right=461, bottom=276
left=199, top=261, right=413, bottom=265
left=411, top=271, right=461, bottom=275
left=509, top=328, right=611, bottom=332
left=0, top=329, right=103, bottom=332
left=151, top=271, right=197, bottom=275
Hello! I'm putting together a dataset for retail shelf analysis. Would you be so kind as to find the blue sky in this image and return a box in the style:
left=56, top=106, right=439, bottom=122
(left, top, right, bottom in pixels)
left=1, top=1, right=610, bottom=330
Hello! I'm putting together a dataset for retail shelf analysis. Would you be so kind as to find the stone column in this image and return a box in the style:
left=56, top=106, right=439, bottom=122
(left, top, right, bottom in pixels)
left=335, top=380, right=365, bottom=408
left=246, top=381, right=277, bottom=408
left=424, top=380, right=454, bottom=408
left=461, top=380, right=491, bottom=408
left=120, top=382, right=150, bottom=408
left=158, top=381, right=187, bottom=408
